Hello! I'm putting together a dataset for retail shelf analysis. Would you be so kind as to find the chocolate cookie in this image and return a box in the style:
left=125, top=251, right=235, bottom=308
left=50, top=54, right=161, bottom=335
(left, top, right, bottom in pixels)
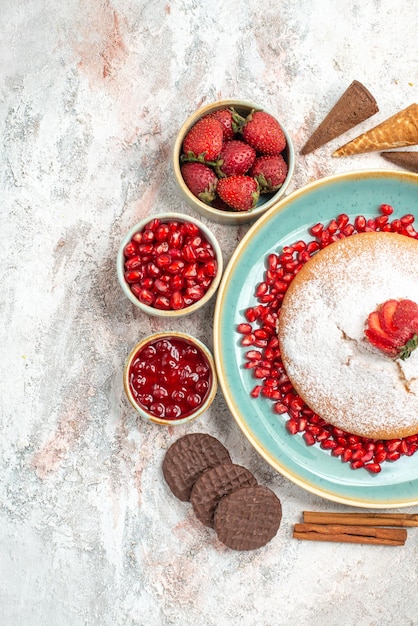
left=162, top=433, right=232, bottom=501
left=214, top=485, right=282, bottom=550
left=190, top=463, right=257, bottom=528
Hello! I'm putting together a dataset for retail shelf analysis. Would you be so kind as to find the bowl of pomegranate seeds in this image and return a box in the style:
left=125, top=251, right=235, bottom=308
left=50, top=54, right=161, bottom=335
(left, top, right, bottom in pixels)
left=173, top=99, right=295, bottom=225
left=124, top=331, right=218, bottom=425
left=117, top=212, right=223, bottom=316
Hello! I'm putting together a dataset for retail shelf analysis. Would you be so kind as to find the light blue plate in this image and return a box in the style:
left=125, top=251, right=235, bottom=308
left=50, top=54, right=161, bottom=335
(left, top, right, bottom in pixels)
left=214, top=170, right=418, bottom=508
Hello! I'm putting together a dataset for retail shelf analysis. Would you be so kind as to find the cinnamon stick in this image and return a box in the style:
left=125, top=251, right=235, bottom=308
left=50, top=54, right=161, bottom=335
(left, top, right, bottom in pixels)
left=303, top=511, right=418, bottom=528
left=293, top=523, right=407, bottom=546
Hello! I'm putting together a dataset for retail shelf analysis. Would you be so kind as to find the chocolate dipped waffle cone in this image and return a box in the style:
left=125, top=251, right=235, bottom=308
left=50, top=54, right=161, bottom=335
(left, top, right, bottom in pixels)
left=380, top=151, right=418, bottom=173
left=300, top=80, right=378, bottom=155
left=333, top=103, right=418, bottom=157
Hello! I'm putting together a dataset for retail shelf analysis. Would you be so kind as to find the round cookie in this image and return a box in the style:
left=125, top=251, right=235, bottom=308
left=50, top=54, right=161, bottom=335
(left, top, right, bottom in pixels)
left=278, top=231, right=418, bottom=440
left=214, top=485, right=282, bottom=551
left=162, top=433, right=232, bottom=501
left=190, top=463, right=257, bottom=528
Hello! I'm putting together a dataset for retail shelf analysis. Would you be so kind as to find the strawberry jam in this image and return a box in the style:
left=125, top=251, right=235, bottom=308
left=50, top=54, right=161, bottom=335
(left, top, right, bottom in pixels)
left=128, top=336, right=212, bottom=420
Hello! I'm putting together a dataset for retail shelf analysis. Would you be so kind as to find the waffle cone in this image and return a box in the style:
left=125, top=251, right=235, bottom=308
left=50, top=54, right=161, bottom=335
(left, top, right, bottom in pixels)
left=333, top=103, right=418, bottom=157
left=301, top=80, right=378, bottom=155
left=381, top=151, right=418, bottom=173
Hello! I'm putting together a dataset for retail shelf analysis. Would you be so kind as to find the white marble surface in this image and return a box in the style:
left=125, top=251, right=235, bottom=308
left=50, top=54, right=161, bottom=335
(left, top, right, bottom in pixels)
left=1, top=1, right=418, bottom=624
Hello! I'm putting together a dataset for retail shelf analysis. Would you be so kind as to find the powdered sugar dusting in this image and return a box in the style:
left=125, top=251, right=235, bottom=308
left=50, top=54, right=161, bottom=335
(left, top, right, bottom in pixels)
left=279, top=232, right=418, bottom=439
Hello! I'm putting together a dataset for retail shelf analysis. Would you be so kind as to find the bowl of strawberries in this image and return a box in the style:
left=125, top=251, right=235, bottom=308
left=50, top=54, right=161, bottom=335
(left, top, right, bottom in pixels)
left=173, top=100, right=295, bottom=225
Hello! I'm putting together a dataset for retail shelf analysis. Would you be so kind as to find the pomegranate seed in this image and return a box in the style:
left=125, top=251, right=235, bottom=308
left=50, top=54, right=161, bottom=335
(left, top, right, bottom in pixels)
left=390, top=219, right=402, bottom=232
left=373, top=450, right=387, bottom=464
left=125, top=270, right=142, bottom=284
left=327, top=219, right=338, bottom=234
left=365, top=462, right=382, bottom=474
left=245, top=350, right=262, bottom=360
left=167, top=260, right=185, bottom=274
left=237, top=323, right=253, bottom=334
left=241, top=334, right=255, bottom=346
left=354, top=215, right=366, bottom=231
left=124, top=242, right=137, bottom=257
left=204, top=259, right=217, bottom=277
left=386, top=439, right=401, bottom=452
left=400, top=213, right=414, bottom=225
left=286, top=419, right=299, bottom=434
left=251, top=385, right=262, bottom=398
left=336, top=213, right=349, bottom=229
left=386, top=451, right=401, bottom=462
left=135, top=288, right=155, bottom=306
left=310, top=223, right=323, bottom=236
left=185, top=285, right=205, bottom=301
left=342, top=449, right=353, bottom=463
left=342, top=224, right=355, bottom=236
left=170, top=291, right=184, bottom=310
left=273, top=402, right=288, bottom=414
left=155, top=224, right=170, bottom=241
left=125, top=255, right=145, bottom=271
left=147, top=218, right=160, bottom=231
left=375, top=215, right=389, bottom=229
left=306, top=241, right=320, bottom=254
left=380, top=203, right=394, bottom=215
left=154, top=295, right=171, bottom=309
left=350, top=460, right=364, bottom=469
left=132, top=231, right=143, bottom=244
left=142, top=229, right=155, bottom=243
left=256, top=282, right=268, bottom=297
left=303, top=432, right=315, bottom=446
left=321, top=439, right=337, bottom=450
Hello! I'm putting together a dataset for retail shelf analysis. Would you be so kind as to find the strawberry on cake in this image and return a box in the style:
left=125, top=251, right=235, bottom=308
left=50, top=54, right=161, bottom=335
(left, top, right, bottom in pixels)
left=277, top=231, right=418, bottom=440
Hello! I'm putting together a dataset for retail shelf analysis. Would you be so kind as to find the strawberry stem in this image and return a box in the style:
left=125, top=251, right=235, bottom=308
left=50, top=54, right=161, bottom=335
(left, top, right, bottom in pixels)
left=399, top=334, right=418, bottom=360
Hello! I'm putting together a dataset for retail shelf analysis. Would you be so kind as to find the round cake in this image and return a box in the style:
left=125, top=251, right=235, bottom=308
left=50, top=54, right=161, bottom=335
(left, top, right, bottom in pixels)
left=278, top=231, right=418, bottom=440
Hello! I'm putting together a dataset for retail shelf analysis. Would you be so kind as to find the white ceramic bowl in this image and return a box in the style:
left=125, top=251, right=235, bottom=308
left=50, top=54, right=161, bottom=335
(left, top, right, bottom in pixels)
left=124, top=331, right=218, bottom=425
left=117, top=212, right=223, bottom=317
left=173, top=99, right=295, bottom=225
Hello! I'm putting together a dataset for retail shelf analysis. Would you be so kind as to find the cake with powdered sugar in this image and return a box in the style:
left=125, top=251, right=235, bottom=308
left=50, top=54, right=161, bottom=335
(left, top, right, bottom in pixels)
left=278, top=231, right=418, bottom=440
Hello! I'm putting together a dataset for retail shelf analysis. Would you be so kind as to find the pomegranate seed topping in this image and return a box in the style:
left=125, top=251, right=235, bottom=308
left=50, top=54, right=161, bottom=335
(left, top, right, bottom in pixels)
left=273, top=402, right=288, bottom=414
left=237, top=323, right=252, bottom=334
left=310, top=223, right=323, bottom=236
left=354, top=215, right=366, bottom=231
left=365, top=462, right=382, bottom=473
left=400, top=213, right=414, bottom=225
left=380, top=203, right=394, bottom=215
left=251, top=385, right=262, bottom=398
left=241, top=334, right=255, bottom=346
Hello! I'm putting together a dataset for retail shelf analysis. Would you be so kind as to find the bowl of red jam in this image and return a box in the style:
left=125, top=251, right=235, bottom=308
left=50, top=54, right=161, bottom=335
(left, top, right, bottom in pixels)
left=124, top=332, right=218, bottom=425
left=117, top=213, right=223, bottom=317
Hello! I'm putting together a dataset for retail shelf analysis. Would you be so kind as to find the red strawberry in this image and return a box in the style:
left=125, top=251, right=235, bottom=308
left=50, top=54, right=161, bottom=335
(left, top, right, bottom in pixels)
left=250, top=154, right=288, bottom=193
left=365, top=311, right=398, bottom=356
left=215, top=140, right=256, bottom=177
left=180, top=161, right=218, bottom=204
left=217, top=175, right=260, bottom=212
left=209, top=109, right=236, bottom=140
left=365, top=299, right=418, bottom=359
left=241, top=110, right=286, bottom=155
left=378, top=299, right=399, bottom=334
left=392, top=299, right=418, bottom=333
left=182, top=116, right=224, bottom=162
